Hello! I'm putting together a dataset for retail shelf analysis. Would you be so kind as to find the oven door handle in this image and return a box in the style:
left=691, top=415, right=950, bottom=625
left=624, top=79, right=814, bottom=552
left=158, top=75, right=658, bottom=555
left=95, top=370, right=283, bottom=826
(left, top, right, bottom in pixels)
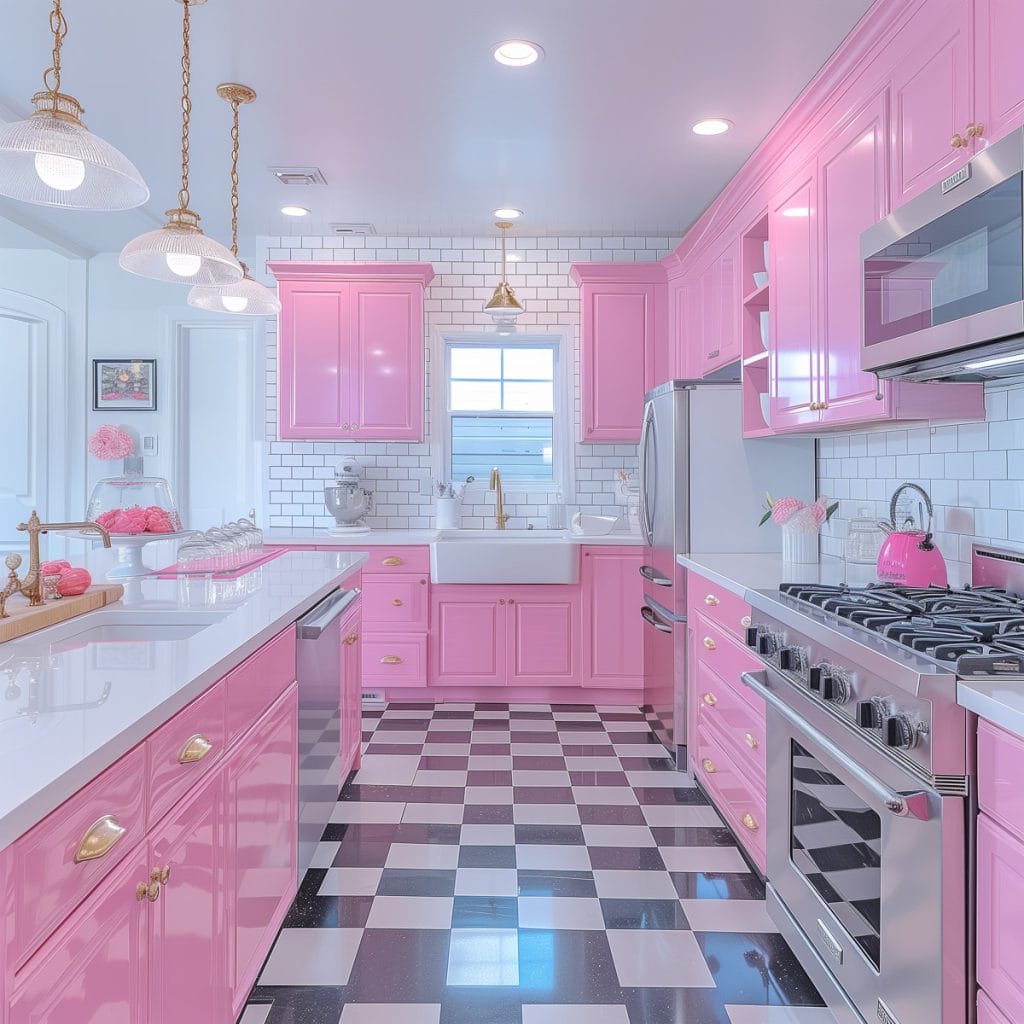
left=740, top=670, right=931, bottom=821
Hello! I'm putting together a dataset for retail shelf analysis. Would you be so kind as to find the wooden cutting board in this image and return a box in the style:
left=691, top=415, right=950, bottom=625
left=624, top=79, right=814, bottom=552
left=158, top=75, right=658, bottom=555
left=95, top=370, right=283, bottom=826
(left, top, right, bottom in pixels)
left=0, top=585, right=125, bottom=644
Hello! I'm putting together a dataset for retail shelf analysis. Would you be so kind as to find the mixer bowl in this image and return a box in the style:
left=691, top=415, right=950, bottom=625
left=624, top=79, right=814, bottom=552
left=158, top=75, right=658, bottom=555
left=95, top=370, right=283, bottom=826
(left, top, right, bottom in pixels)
left=325, top=483, right=372, bottom=526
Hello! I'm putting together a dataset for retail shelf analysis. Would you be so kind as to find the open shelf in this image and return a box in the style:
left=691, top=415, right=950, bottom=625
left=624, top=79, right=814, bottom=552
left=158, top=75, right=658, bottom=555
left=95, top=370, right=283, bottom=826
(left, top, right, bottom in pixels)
left=743, top=350, right=769, bottom=367
left=743, top=283, right=770, bottom=306
left=740, top=211, right=772, bottom=438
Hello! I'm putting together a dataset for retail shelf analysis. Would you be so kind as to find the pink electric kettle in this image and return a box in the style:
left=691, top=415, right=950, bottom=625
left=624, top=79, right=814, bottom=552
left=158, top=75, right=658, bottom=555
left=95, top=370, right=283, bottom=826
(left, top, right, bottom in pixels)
left=876, top=482, right=948, bottom=587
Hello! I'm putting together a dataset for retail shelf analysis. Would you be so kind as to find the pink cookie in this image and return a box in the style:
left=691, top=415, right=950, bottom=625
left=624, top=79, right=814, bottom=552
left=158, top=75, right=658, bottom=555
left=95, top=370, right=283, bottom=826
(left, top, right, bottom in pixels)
left=57, top=567, right=92, bottom=597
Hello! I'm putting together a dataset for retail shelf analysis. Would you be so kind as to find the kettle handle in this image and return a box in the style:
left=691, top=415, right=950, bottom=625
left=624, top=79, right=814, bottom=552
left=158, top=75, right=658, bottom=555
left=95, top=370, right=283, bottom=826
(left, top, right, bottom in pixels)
left=888, top=482, right=934, bottom=542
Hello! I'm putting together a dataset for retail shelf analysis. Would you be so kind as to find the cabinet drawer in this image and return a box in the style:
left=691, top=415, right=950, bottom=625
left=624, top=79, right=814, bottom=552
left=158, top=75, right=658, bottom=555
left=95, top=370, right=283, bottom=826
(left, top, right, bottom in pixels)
left=147, top=680, right=226, bottom=824
left=693, top=613, right=762, bottom=708
left=691, top=580, right=751, bottom=641
left=11, top=743, right=147, bottom=970
left=977, top=812, right=1024, bottom=1024
left=979, top=719, right=1024, bottom=843
left=694, top=660, right=765, bottom=784
left=362, top=572, right=429, bottom=632
left=363, top=547, right=429, bottom=575
left=362, top=634, right=427, bottom=686
left=694, top=722, right=766, bottom=873
left=225, top=625, right=297, bottom=744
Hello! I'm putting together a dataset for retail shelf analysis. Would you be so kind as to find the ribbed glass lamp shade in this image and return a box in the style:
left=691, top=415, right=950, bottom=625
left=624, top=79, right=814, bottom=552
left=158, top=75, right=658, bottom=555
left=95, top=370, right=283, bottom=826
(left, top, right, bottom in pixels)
left=0, top=92, right=149, bottom=210
left=119, top=208, right=243, bottom=286
left=187, top=264, right=281, bottom=315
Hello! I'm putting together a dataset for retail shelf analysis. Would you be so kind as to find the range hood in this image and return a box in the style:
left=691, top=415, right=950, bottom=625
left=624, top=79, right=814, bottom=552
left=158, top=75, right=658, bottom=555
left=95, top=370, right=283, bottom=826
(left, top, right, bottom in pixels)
left=875, top=328, right=1024, bottom=383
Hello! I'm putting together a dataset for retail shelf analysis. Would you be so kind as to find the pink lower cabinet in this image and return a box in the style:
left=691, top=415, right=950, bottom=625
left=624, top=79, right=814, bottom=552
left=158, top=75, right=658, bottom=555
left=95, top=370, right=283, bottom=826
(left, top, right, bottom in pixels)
left=431, top=587, right=508, bottom=687
left=228, top=685, right=299, bottom=1014
left=506, top=588, right=580, bottom=687
left=581, top=547, right=643, bottom=688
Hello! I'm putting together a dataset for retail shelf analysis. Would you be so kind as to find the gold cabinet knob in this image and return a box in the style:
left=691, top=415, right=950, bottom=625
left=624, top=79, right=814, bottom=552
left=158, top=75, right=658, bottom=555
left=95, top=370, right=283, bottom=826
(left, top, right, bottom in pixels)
left=742, top=812, right=759, bottom=832
left=74, top=814, right=127, bottom=864
left=744, top=732, right=759, bottom=749
left=380, top=655, right=403, bottom=665
left=419, top=578, right=427, bottom=585
left=701, top=692, right=717, bottom=707
left=381, top=556, right=403, bottom=566
left=702, top=636, right=717, bottom=651
left=967, top=122, right=985, bottom=138
left=343, top=632, right=359, bottom=646
left=342, top=423, right=351, bottom=430
left=153, top=865, right=171, bottom=886
left=951, top=132, right=968, bottom=148
left=704, top=594, right=720, bottom=606
left=702, top=758, right=716, bottom=774
left=392, top=598, right=403, bottom=606
left=136, top=874, right=162, bottom=903
left=740, top=615, right=751, bottom=628
left=499, top=598, right=506, bottom=605
left=177, top=734, right=213, bottom=764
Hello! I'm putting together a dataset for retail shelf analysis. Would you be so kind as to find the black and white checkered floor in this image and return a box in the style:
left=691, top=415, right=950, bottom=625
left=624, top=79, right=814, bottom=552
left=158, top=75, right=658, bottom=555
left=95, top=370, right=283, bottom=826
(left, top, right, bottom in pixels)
left=241, top=702, right=836, bottom=1024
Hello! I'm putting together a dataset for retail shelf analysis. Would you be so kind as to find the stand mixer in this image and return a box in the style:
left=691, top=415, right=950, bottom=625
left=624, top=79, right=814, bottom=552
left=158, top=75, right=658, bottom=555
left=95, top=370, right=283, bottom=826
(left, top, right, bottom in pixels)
left=324, top=458, right=374, bottom=536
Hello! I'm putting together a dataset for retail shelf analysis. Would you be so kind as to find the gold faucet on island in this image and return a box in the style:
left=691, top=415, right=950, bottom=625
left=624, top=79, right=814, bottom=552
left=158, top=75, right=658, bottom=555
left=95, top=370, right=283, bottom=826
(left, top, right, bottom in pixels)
left=0, top=512, right=111, bottom=617
left=489, top=467, right=510, bottom=530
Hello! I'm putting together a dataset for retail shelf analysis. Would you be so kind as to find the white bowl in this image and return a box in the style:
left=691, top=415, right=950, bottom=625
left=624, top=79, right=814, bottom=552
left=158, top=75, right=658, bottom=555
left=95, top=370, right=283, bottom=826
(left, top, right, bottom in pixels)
left=752, top=271, right=769, bottom=289
left=570, top=513, right=617, bottom=536
left=759, top=310, right=770, bottom=349
left=759, top=393, right=771, bottom=424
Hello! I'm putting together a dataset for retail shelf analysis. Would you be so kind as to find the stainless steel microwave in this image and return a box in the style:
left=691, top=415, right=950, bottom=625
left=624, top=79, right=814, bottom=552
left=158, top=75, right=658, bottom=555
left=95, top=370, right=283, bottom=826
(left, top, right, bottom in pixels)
left=861, top=126, right=1024, bottom=382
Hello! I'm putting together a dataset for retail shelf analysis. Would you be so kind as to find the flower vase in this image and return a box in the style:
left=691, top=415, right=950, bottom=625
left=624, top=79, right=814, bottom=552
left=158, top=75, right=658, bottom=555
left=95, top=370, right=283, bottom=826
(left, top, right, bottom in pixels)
left=782, top=522, right=819, bottom=564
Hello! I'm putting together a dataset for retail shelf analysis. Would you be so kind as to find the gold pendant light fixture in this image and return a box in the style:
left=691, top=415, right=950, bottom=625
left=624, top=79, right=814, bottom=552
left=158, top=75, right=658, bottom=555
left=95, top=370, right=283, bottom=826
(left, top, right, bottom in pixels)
left=0, top=0, right=149, bottom=210
left=119, top=0, right=242, bottom=286
left=484, top=220, right=525, bottom=329
left=188, top=84, right=282, bottom=316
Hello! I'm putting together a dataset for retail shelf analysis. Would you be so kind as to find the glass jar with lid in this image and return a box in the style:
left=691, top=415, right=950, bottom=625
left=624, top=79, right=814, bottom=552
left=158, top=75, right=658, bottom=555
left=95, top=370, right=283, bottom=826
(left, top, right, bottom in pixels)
left=845, top=507, right=884, bottom=564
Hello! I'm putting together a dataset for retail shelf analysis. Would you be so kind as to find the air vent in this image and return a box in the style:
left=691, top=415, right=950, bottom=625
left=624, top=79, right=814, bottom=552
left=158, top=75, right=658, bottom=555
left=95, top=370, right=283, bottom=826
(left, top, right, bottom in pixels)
left=329, top=222, right=376, bottom=235
left=361, top=691, right=386, bottom=709
left=269, top=165, right=327, bottom=186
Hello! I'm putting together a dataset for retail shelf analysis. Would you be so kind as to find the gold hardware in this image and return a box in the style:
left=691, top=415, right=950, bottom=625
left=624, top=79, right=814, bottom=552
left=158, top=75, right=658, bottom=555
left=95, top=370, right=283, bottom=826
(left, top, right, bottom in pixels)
left=489, top=468, right=510, bottom=530
left=702, top=636, right=717, bottom=651
left=136, top=874, right=160, bottom=903
left=967, top=122, right=985, bottom=138
left=420, top=578, right=427, bottom=585
left=499, top=598, right=506, bottom=605
left=509, top=598, right=515, bottom=604
left=156, top=864, right=171, bottom=885
left=744, top=732, right=759, bottom=749
left=702, top=758, right=716, bottom=773
left=484, top=221, right=525, bottom=322
left=343, top=632, right=358, bottom=646
left=951, top=132, right=967, bottom=148
left=380, top=655, right=403, bottom=665
left=74, top=814, right=126, bottom=864
left=587, top=427, right=593, bottom=434
left=702, top=692, right=717, bottom=707
left=704, top=594, right=720, bottom=606
left=382, top=556, right=403, bottom=566
left=742, top=812, right=759, bottom=832
left=136, top=882, right=149, bottom=902
left=741, top=615, right=751, bottom=628
left=392, top=598, right=403, bottom=606
left=177, top=734, right=213, bottom=764
left=342, top=422, right=350, bottom=430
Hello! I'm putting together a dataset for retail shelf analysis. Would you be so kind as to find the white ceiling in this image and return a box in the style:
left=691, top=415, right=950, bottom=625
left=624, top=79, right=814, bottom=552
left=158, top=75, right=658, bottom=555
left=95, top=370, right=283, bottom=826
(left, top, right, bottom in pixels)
left=0, top=0, right=875, bottom=258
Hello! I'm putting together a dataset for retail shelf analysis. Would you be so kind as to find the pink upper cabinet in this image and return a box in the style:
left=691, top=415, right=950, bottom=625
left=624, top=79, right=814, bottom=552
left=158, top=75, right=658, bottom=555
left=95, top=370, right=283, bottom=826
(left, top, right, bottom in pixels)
left=889, top=0, right=972, bottom=204
left=269, top=263, right=434, bottom=442
left=699, top=241, right=741, bottom=373
left=974, top=0, right=1024, bottom=147
left=571, top=264, right=666, bottom=442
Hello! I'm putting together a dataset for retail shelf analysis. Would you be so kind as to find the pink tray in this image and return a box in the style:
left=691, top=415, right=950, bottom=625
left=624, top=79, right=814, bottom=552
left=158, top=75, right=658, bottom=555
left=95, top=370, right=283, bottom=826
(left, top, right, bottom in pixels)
left=153, top=547, right=286, bottom=579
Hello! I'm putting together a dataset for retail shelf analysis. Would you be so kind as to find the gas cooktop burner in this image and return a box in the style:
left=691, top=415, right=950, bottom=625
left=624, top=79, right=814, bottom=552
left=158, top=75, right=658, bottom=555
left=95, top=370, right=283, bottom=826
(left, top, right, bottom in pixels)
left=779, top=581, right=1024, bottom=675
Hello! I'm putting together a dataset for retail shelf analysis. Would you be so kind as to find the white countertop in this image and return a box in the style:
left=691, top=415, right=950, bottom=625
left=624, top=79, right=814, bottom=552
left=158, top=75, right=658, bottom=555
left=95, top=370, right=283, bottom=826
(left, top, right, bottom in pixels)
left=0, top=547, right=366, bottom=851
left=957, top=683, right=1024, bottom=740
left=676, top=551, right=869, bottom=597
left=266, top=527, right=644, bottom=547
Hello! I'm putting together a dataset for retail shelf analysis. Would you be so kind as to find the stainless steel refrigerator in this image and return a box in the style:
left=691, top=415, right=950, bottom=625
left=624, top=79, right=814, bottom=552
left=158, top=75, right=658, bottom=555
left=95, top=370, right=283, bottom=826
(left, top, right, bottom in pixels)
left=639, top=381, right=815, bottom=765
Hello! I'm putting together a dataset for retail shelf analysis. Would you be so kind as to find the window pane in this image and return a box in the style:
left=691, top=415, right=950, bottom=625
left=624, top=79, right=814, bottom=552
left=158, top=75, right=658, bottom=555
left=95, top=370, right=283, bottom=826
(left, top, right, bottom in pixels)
left=504, top=347, right=554, bottom=381
left=451, top=347, right=501, bottom=380
left=503, top=381, right=553, bottom=411
left=451, top=416, right=554, bottom=482
left=451, top=380, right=501, bottom=411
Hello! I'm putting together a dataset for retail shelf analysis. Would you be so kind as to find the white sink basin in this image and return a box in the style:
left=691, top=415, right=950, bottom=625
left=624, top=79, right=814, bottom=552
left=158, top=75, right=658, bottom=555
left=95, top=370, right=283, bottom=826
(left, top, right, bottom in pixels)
left=14, top=610, right=227, bottom=649
left=431, top=529, right=579, bottom=584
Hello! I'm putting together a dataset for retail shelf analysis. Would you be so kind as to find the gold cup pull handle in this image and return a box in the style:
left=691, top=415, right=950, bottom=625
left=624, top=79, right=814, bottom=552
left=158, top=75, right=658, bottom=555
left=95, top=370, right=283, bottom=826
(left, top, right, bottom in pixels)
left=343, top=632, right=359, bottom=646
left=704, top=594, right=720, bottom=606
left=381, top=556, right=403, bottom=566
left=178, top=734, right=213, bottom=764
left=702, top=636, right=717, bottom=651
left=702, top=758, right=716, bottom=774
left=742, top=812, right=759, bottom=832
left=74, top=814, right=127, bottom=864
left=744, top=732, right=759, bottom=749
left=701, top=692, right=717, bottom=707
left=380, top=655, right=403, bottom=665
left=392, top=598, right=403, bottom=606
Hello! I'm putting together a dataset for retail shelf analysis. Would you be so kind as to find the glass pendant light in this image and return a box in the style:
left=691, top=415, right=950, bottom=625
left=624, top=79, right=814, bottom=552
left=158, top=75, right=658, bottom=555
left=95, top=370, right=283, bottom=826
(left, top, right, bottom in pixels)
left=484, top=220, right=525, bottom=330
left=188, top=84, right=281, bottom=316
left=119, top=0, right=241, bottom=286
left=0, top=0, right=149, bottom=210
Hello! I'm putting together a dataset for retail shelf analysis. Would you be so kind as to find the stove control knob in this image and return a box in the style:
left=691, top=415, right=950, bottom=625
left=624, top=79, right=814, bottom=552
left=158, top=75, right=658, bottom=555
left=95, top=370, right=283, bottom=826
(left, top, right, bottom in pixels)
left=821, top=675, right=849, bottom=705
left=808, top=665, right=823, bottom=691
left=857, top=699, right=884, bottom=729
left=884, top=714, right=918, bottom=750
left=757, top=633, right=777, bottom=657
left=779, top=646, right=800, bottom=671
left=744, top=626, right=759, bottom=649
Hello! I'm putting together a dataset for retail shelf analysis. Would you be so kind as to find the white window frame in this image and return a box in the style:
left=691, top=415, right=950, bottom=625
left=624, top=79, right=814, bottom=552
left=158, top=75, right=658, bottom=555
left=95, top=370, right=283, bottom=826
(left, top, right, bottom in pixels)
left=432, top=328, right=575, bottom=499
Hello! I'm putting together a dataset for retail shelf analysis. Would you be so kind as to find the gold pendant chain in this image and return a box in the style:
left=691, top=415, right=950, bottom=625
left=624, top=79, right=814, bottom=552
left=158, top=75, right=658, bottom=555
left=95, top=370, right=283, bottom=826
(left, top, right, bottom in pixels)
left=178, top=0, right=192, bottom=211
left=43, top=0, right=68, bottom=107
left=229, top=98, right=240, bottom=257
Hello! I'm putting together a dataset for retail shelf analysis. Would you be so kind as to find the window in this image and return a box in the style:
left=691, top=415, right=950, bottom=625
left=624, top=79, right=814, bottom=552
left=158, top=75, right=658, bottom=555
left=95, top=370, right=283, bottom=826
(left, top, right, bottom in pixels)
left=440, top=333, right=571, bottom=492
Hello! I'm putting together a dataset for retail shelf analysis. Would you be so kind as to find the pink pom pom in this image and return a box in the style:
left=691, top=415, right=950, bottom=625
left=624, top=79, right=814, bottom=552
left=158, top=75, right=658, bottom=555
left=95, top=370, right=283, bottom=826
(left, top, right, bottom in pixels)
left=57, top=567, right=92, bottom=597
left=88, top=425, right=135, bottom=460
left=770, top=497, right=805, bottom=525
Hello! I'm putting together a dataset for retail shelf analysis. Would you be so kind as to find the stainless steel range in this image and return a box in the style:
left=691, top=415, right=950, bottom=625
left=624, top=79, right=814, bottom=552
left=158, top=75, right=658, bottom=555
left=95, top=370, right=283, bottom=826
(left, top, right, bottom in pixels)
left=737, top=544, right=1024, bottom=1024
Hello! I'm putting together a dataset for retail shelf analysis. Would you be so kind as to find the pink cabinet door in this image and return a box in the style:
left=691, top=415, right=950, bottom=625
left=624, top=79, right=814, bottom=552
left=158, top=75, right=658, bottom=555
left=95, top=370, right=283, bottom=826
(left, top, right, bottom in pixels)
left=580, top=284, right=654, bottom=442
left=975, top=0, right=1024, bottom=147
left=148, top=771, right=227, bottom=1024
left=431, top=586, right=507, bottom=686
left=506, top=587, right=580, bottom=687
left=228, top=686, right=298, bottom=1014
left=582, top=548, right=644, bottom=688
left=339, top=603, right=362, bottom=778
left=890, top=0, right=972, bottom=203
left=668, top=276, right=693, bottom=380
left=9, top=848, right=149, bottom=1024
left=977, top=812, right=1024, bottom=1024
left=349, top=281, right=423, bottom=441
left=278, top=280, right=350, bottom=439
left=818, top=88, right=892, bottom=425
left=701, top=242, right=740, bottom=373
left=769, top=168, right=820, bottom=430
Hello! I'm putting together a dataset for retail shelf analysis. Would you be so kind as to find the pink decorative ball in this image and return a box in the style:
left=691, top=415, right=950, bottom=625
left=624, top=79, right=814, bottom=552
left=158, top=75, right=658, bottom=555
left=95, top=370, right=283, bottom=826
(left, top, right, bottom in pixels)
left=56, top=567, right=92, bottom=597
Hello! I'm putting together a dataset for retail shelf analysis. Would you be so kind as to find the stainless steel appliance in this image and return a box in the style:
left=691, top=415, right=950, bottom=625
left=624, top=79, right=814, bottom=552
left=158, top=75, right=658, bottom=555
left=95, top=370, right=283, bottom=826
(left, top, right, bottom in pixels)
left=295, top=586, right=360, bottom=873
left=861, top=126, right=1024, bottom=382
left=735, top=545, right=1024, bottom=1024
left=638, top=381, right=814, bottom=763
left=325, top=458, right=373, bottom=536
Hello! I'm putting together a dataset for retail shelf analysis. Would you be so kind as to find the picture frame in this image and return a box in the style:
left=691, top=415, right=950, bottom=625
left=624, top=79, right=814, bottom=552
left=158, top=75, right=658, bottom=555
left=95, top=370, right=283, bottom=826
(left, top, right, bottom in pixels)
left=92, top=359, right=157, bottom=411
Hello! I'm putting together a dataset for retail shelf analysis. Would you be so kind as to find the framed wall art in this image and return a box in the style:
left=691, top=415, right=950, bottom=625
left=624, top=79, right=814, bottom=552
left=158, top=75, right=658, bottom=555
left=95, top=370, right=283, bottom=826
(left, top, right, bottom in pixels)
left=92, top=359, right=157, bottom=411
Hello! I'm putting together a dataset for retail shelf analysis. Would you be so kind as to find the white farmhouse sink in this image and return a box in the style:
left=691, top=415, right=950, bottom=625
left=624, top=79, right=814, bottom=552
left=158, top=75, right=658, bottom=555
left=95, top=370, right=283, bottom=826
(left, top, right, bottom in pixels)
left=431, top=529, right=579, bottom=584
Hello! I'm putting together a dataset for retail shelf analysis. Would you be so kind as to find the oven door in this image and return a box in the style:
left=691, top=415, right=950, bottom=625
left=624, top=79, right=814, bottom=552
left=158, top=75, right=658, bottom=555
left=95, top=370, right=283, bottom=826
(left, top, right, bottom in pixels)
left=742, top=669, right=966, bottom=1024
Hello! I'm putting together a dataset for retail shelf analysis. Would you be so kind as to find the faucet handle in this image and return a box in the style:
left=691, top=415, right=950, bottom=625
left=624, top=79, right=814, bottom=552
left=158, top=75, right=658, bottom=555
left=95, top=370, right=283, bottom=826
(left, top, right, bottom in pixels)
left=5, top=554, right=22, bottom=572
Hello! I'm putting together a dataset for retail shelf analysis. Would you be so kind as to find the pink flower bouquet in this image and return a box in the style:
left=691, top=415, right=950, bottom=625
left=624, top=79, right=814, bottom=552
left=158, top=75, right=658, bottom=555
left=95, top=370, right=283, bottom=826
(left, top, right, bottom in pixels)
left=758, top=492, right=838, bottom=533
left=88, top=425, right=135, bottom=460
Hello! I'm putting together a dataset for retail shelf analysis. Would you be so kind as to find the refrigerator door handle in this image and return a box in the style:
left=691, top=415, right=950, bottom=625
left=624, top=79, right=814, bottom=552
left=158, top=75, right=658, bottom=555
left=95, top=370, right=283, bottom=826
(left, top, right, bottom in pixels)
left=639, top=564, right=672, bottom=587
left=641, top=604, right=673, bottom=633
left=639, top=401, right=657, bottom=545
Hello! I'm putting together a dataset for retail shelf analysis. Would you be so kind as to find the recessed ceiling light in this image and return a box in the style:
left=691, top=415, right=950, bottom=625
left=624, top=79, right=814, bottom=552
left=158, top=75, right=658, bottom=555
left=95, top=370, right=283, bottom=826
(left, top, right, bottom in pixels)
left=692, top=118, right=733, bottom=136
left=281, top=205, right=309, bottom=217
left=493, top=207, right=523, bottom=219
left=493, top=40, right=543, bottom=67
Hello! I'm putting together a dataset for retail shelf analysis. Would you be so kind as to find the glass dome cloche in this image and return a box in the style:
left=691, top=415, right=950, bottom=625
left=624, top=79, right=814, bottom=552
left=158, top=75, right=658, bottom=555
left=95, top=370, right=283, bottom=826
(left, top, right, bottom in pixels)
left=87, top=448, right=182, bottom=536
